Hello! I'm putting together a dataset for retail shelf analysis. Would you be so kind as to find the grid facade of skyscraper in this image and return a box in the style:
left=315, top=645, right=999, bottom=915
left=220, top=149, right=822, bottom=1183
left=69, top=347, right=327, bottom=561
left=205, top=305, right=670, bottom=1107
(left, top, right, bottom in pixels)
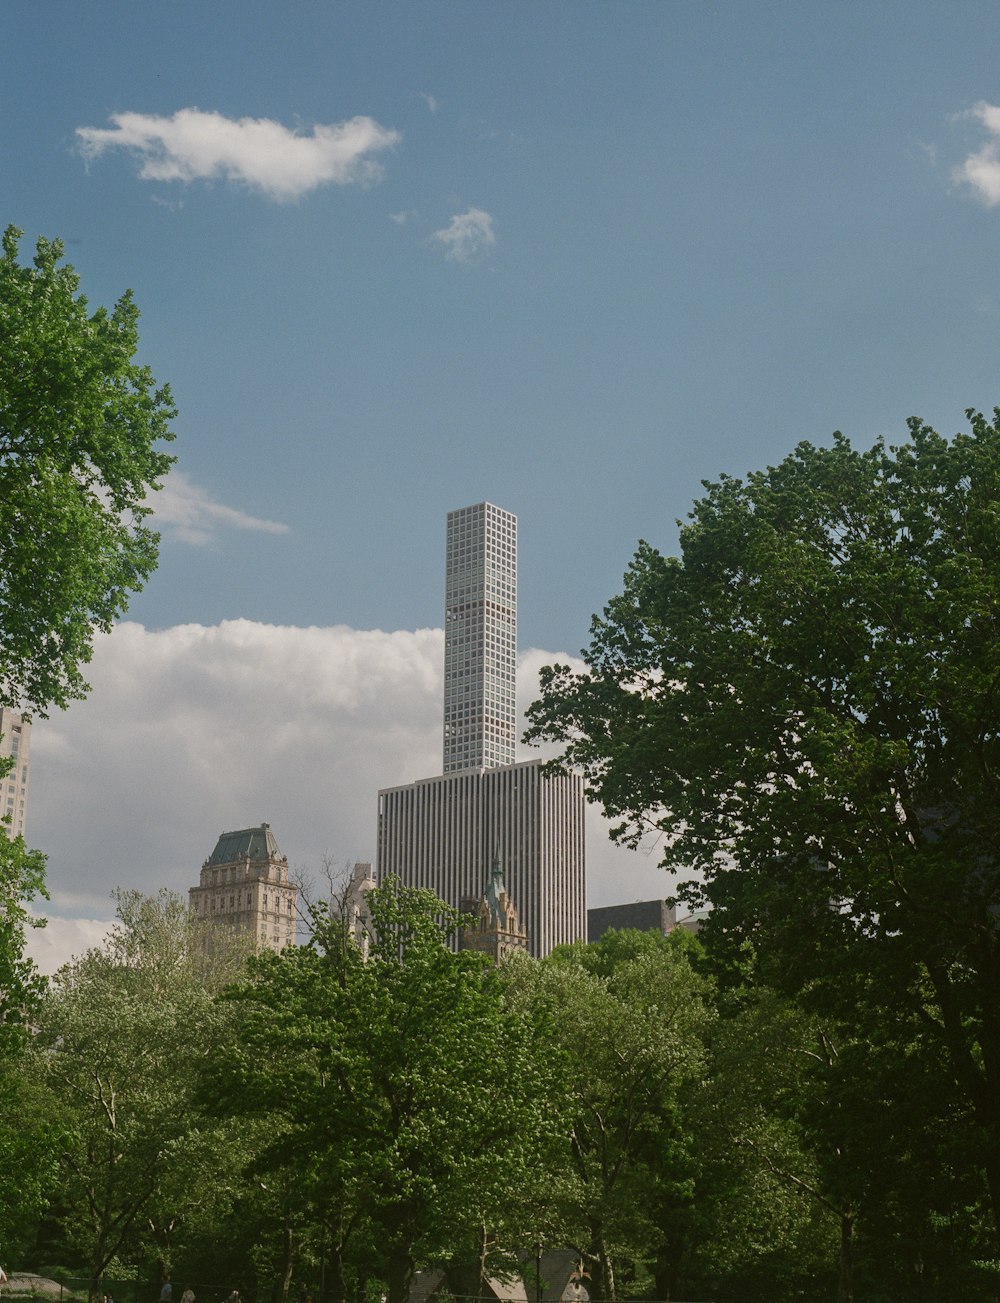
left=443, top=502, right=517, bottom=773
left=0, top=709, right=30, bottom=842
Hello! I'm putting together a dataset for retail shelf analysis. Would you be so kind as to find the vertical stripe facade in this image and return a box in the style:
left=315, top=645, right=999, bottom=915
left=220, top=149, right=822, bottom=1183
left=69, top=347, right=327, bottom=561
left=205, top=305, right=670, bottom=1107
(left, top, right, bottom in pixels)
left=377, top=758, right=586, bottom=958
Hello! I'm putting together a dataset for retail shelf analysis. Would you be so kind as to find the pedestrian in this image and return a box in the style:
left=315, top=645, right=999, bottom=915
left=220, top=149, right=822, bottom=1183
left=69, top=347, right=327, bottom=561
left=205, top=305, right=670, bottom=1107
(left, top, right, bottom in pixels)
left=180, top=1288, right=195, bottom=1303
left=160, top=1281, right=173, bottom=1303
left=0, top=1266, right=7, bottom=1298
left=225, top=1290, right=240, bottom=1303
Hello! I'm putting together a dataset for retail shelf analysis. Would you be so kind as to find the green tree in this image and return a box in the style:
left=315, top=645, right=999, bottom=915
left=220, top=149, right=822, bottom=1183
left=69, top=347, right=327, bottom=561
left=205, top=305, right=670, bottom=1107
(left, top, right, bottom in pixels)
left=0, top=834, right=58, bottom=1265
left=38, top=892, right=233, bottom=1299
left=214, top=879, right=564, bottom=1303
left=0, top=834, right=47, bottom=1052
left=0, top=228, right=175, bottom=1216
left=526, top=410, right=1000, bottom=1251
left=0, top=225, right=175, bottom=714
left=509, top=932, right=713, bottom=1301
left=0, top=1052, right=63, bottom=1265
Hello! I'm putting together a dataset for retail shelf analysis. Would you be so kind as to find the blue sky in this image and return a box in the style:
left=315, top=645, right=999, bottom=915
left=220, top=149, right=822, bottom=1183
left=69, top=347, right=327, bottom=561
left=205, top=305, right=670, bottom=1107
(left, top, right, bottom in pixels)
left=9, top=1, right=1000, bottom=961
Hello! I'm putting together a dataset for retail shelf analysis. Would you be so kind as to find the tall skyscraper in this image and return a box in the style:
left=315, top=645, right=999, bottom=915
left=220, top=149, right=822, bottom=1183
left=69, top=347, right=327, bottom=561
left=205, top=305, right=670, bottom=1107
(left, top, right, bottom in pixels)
left=444, top=502, right=517, bottom=773
left=377, top=502, right=586, bottom=958
left=0, top=709, right=30, bottom=842
left=189, top=822, right=298, bottom=952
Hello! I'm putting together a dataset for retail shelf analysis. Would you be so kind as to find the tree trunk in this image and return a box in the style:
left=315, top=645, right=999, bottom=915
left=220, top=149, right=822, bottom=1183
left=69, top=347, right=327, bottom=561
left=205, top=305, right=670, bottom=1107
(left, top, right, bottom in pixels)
left=385, top=1245, right=414, bottom=1303
left=587, top=1227, right=616, bottom=1303
left=446, top=1251, right=486, bottom=1303
left=277, top=1221, right=295, bottom=1303
left=651, top=1250, right=674, bottom=1303
left=976, top=981, right=1000, bottom=1259
left=444, top=1222, right=489, bottom=1303
left=88, top=1225, right=110, bottom=1303
left=837, top=1212, right=854, bottom=1303
left=926, top=955, right=1000, bottom=1255
left=324, top=1243, right=349, bottom=1303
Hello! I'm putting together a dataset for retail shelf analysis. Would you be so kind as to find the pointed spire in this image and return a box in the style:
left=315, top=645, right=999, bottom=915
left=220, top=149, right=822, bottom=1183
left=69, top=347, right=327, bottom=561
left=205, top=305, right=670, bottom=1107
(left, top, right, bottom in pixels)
left=486, top=844, right=507, bottom=923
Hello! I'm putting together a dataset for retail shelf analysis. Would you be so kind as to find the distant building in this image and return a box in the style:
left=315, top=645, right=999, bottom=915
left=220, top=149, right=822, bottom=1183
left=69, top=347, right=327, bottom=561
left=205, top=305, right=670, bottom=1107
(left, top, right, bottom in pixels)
left=0, top=709, right=30, bottom=841
left=587, top=899, right=676, bottom=944
left=444, top=502, right=517, bottom=773
left=460, top=848, right=528, bottom=962
left=377, top=503, right=586, bottom=959
left=189, top=822, right=297, bottom=952
left=379, top=759, right=585, bottom=959
left=341, top=861, right=376, bottom=956
left=587, top=898, right=704, bottom=944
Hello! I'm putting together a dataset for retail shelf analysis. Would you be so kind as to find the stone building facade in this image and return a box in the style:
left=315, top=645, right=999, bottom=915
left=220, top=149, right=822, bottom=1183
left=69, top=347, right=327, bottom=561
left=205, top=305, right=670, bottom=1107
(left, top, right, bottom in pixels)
left=189, top=822, right=297, bottom=952
left=341, top=860, right=376, bottom=957
left=459, top=849, right=528, bottom=962
left=0, top=708, right=30, bottom=841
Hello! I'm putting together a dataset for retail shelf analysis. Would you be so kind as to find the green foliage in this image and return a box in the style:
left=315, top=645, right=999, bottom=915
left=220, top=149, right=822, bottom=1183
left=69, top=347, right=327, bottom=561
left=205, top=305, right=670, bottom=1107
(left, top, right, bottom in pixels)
left=507, top=932, right=713, bottom=1300
left=0, top=229, right=175, bottom=1206
left=0, top=1054, right=63, bottom=1263
left=38, top=892, right=236, bottom=1297
left=0, top=831, right=48, bottom=1053
left=528, top=413, right=1000, bottom=903
left=0, top=225, right=175, bottom=713
left=212, top=879, right=565, bottom=1303
left=527, top=409, right=1000, bottom=1281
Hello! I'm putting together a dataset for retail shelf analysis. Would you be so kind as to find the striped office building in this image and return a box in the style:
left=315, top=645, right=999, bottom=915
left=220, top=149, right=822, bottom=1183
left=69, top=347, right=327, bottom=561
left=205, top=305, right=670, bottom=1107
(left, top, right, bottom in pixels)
left=378, top=759, right=585, bottom=959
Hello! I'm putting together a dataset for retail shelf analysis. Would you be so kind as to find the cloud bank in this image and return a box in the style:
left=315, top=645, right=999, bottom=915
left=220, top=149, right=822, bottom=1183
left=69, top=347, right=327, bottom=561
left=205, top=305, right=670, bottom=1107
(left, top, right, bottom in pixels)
left=152, top=469, right=291, bottom=544
left=954, top=102, right=1000, bottom=206
left=25, top=621, right=669, bottom=972
left=433, top=207, right=496, bottom=261
left=77, top=109, right=400, bottom=201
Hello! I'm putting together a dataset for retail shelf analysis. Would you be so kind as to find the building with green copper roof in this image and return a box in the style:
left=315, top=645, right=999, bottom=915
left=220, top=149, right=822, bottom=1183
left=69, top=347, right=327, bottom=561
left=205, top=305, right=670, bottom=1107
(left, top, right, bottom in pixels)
left=189, top=821, right=297, bottom=952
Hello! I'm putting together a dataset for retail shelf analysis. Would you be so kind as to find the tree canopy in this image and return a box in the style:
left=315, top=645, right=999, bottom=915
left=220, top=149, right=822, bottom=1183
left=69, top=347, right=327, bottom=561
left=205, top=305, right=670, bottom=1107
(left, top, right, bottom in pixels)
left=0, top=226, right=175, bottom=713
left=37, top=892, right=234, bottom=1301
left=526, top=409, right=1000, bottom=1248
left=212, top=879, right=564, bottom=1303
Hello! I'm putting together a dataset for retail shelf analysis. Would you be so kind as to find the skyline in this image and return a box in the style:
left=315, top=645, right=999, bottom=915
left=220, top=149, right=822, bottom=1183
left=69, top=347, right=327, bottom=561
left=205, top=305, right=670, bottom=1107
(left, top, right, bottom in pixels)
left=9, top=1, right=1000, bottom=967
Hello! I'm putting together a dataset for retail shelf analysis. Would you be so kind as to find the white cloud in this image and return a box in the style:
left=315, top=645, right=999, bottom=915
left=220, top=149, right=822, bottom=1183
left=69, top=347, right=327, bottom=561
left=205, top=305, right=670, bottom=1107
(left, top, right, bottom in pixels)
left=152, top=469, right=290, bottom=545
left=76, top=108, right=400, bottom=201
left=24, top=622, right=671, bottom=970
left=420, top=93, right=440, bottom=114
left=26, top=917, right=114, bottom=977
left=432, top=207, right=496, bottom=262
left=954, top=102, right=1000, bottom=206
